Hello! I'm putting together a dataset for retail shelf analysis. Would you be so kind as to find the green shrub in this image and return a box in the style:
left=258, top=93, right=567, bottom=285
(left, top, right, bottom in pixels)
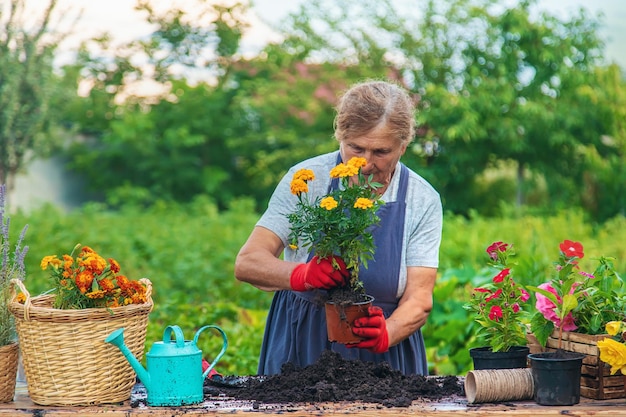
left=11, top=201, right=625, bottom=376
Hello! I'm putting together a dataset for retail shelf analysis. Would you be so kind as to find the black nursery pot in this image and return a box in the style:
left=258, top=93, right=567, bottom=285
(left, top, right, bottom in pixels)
left=529, top=351, right=585, bottom=406
left=469, top=346, right=530, bottom=370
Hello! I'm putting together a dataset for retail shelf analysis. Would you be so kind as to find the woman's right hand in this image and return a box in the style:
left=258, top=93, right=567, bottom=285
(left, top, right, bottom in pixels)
left=290, top=256, right=349, bottom=291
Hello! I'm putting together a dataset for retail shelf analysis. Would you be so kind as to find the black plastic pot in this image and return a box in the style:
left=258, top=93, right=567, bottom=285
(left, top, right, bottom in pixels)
left=529, top=351, right=585, bottom=406
left=469, top=346, right=530, bottom=370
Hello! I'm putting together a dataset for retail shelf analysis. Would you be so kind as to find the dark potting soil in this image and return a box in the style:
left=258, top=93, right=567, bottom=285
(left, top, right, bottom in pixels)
left=203, top=350, right=464, bottom=407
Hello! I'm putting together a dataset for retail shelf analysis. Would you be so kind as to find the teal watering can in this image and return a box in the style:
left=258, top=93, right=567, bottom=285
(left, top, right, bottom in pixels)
left=105, top=325, right=228, bottom=406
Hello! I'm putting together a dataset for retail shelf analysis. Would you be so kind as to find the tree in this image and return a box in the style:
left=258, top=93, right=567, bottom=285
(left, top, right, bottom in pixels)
left=0, top=0, right=76, bottom=190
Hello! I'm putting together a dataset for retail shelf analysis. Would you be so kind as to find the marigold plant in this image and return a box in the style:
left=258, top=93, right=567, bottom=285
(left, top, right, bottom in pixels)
left=464, top=241, right=530, bottom=352
left=287, top=157, right=384, bottom=293
left=528, top=240, right=623, bottom=348
left=38, top=244, right=148, bottom=309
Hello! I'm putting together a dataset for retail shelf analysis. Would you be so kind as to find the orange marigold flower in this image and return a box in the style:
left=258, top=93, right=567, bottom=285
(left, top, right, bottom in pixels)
left=81, top=246, right=95, bottom=254
left=16, top=293, right=26, bottom=304
left=320, top=196, right=338, bottom=210
left=354, top=198, right=373, bottom=209
left=116, top=275, right=130, bottom=291
left=99, top=278, right=116, bottom=292
left=293, top=168, right=315, bottom=182
left=290, top=179, right=309, bottom=195
left=109, top=258, right=121, bottom=273
left=75, top=270, right=95, bottom=294
left=80, top=254, right=107, bottom=275
left=347, top=157, right=367, bottom=169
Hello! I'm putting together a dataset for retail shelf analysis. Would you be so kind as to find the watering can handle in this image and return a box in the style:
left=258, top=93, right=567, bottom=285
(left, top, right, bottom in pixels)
left=195, top=325, right=228, bottom=379
left=163, top=325, right=186, bottom=348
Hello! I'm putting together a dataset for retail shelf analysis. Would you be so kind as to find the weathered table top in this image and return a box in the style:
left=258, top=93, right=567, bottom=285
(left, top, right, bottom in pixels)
left=2, top=382, right=625, bottom=416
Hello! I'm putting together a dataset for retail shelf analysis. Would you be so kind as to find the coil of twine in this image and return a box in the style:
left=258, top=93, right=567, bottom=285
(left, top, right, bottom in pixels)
left=465, top=368, right=534, bottom=404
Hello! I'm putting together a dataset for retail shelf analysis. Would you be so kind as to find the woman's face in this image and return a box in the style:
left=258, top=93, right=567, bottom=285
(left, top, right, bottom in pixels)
left=339, top=124, right=408, bottom=190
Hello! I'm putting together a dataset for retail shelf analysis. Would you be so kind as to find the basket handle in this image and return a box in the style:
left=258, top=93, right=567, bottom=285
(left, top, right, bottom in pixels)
left=139, top=278, right=154, bottom=308
left=10, top=279, right=32, bottom=321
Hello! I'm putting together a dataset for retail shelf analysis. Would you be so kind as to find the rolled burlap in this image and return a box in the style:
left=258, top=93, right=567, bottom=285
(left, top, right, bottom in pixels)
left=465, top=368, right=534, bottom=404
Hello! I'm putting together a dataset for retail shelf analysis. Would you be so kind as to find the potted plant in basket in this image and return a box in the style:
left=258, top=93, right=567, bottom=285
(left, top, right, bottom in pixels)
left=0, top=184, right=28, bottom=403
left=287, top=156, right=384, bottom=343
left=9, top=243, right=153, bottom=406
left=464, top=241, right=531, bottom=370
left=526, top=239, right=623, bottom=405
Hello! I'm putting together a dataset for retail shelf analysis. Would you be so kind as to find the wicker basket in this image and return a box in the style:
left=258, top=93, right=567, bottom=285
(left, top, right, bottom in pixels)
left=0, top=342, right=18, bottom=403
left=8, top=278, right=153, bottom=406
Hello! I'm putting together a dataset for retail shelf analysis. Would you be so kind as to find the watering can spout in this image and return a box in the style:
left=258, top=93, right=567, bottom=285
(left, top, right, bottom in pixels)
left=105, top=328, right=152, bottom=390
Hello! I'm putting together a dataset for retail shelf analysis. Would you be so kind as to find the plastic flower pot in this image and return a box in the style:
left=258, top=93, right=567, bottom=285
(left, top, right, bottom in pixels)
left=469, top=346, right=530, bottom=370
left=529, top=351, right=585, bottom=406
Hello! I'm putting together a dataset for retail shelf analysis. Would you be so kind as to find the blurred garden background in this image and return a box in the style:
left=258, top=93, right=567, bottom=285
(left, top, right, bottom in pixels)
left=2, top=0, right=625, bottom=376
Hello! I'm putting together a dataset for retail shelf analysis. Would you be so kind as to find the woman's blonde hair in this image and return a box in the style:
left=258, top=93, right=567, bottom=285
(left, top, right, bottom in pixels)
left=334, top=80, right=416, bottom=144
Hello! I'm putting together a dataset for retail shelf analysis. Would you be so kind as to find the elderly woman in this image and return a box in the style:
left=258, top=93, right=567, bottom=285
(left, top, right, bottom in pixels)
left=235, top=80, right=442, bottom=375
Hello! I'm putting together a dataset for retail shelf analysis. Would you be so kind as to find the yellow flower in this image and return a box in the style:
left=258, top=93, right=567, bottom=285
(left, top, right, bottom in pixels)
left=16, top=293, right=26, bottom=304
left=598, top=338, right=626, bottom=375
left=290, top=179, right=309, bottom=195
left=289, top=243, right=298, bottom=250
left=606, top=321, right=623, bottom=336
left=320, top=196, right=338, bottom=210
left=293, top=169, right=315, bottom=182
left=354, top=198, right=373, bottom=209
left=329, top=163, right=358, bottom=178
left=347, top=157, right=367, bottom=169
left=40, top=255, right=58, bottom=270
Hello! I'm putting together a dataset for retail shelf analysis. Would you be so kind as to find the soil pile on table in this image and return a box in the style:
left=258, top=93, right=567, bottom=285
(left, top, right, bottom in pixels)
left=205, top=350, right=464, bottom=407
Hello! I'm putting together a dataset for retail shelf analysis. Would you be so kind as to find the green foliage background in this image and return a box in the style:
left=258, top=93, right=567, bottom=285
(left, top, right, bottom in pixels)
left=12, top=204, right=626, bottom=376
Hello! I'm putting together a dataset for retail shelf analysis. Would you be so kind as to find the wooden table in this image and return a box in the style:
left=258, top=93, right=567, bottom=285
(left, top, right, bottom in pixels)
left=2, top=382, right=625, bottom=416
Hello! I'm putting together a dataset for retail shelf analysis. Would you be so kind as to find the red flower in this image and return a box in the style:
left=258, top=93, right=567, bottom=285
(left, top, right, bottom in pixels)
left=488, top=305, right=503, bottom=321
left=559, top=240, right=584, bottom=259
left=485, top=288, right=502, bottom=302
left=486, top=241, right=508, bottom=261
left=493, top=268, right=510, bottom=283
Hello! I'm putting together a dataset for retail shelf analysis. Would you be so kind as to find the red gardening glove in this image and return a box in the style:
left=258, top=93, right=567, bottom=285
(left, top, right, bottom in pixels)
left=202, top=359, right=222, bottom=379
left=349, top=306, right=389, bottom=353
left=290, top=255, right=349, bottom=291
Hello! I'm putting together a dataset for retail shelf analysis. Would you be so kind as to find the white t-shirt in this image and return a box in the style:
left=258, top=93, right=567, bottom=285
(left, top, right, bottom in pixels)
left=257, top=151, right=443, bottom=298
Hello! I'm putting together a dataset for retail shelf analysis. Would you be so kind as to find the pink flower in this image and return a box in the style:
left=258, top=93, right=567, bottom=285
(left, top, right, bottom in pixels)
left=535, top=282, right=578, bottom=331
left=520, top=288, right=530, bottom=302
left=485, top=288, right=502, bottom=302
left=511, top=303, right=520, bottom=313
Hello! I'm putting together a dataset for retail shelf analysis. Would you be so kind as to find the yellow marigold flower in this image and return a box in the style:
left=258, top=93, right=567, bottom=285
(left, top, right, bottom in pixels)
left=40, top=255, right=58, bottom=270
left=293, top=168, right=315, bottom=182
left=354, top=198, right=374, bottom=209
left=16, top=293, right=26, bottom=304
left=290, top=179, right=309, bottom=195
left=606, top=321, right=623, bottom=336
left=330, top=163, right=359, bottom=178
left=320, top=196, right=338, bottom=210
left=86, top=290, right=106, bottom=299
left=598, top=338, right=626, bottom=375
left=347, top=157, right=367, bottom=169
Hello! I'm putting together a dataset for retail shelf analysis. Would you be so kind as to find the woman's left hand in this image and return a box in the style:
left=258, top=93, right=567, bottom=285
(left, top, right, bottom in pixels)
left=349, top=306, right=389, bottom=353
